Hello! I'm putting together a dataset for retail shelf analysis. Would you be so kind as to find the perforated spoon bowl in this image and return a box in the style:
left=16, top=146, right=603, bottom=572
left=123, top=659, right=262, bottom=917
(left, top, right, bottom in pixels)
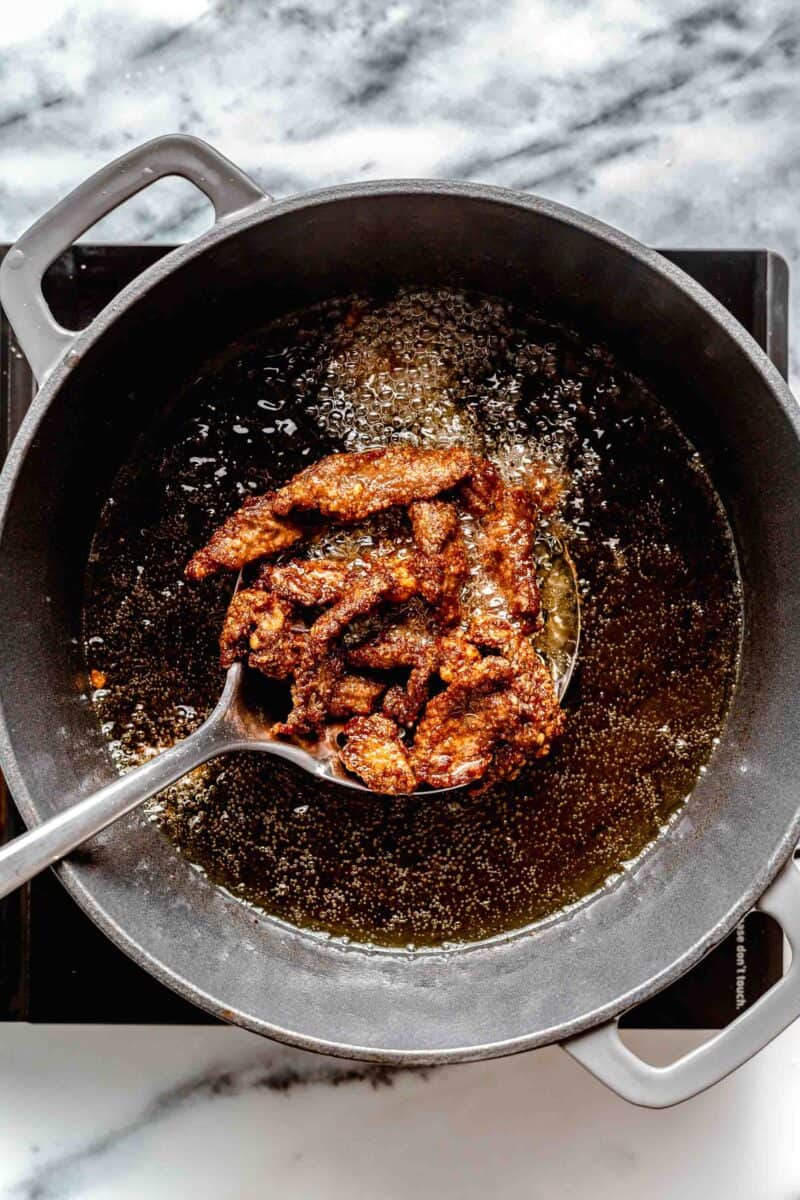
left=0, top=554, right=579, bottom=900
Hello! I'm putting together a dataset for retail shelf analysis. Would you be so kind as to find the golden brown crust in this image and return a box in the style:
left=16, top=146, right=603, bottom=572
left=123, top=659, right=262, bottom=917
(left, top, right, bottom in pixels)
left=339, top=714, right=417, bottom=794
left=271, top=446, right=475, bottom=522
left=328, top=673, right=386, bottom=719
left=278, top=645, right=344, bottom=736
left=437, top=527, right=468, bottom=626
left=412, top=616, right=563, bottom=789
left=219, top=588, right=300, bottom=674
left=408, top=499, right=459, bottom=554
left=308, top=568, right=400, bottom=646
left=467, top=481, right=541, bottom=627
left=458, top=457, right=500, bottom=516
left=437, top=633, right=482, bottom=684
left=349, top=622, right=438, bottom=727
left=409, top=500, right=467, bottom=625
left=411, top=689, right=507, bottom=788
left=382, top=665, right=432, bottom=726
left=308, top=552, right=436, bottom=646
left=258, top=558, right=352, bottom=607
left=185, top=492, right=303, bottom=580
left=466, top=614, right=566, bottom=747
left=466, top=614, right=554, bottom=709
left=348, top=623, right=436, bottom=670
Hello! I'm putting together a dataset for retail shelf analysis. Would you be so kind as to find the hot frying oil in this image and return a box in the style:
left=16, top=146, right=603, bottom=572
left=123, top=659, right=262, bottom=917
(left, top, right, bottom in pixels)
left=83, top=288, right=742, bottom=947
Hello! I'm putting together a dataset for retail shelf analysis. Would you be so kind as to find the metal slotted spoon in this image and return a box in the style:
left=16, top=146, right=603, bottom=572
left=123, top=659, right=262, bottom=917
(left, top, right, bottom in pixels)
left=0, top=552, right=580, bottom=900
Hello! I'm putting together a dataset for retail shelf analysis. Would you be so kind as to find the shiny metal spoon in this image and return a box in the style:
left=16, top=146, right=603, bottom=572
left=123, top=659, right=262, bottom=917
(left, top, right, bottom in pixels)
left=0, top=552, right=580, bottom=900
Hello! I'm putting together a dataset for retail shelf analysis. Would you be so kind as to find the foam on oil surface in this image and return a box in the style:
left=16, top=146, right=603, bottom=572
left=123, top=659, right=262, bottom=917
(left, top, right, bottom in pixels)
left=83, top=288, right=742, bottom=947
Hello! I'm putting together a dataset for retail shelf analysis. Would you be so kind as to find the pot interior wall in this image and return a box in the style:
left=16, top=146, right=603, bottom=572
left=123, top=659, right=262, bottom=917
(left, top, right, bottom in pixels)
left=1, top=189, right=799, bottom=1055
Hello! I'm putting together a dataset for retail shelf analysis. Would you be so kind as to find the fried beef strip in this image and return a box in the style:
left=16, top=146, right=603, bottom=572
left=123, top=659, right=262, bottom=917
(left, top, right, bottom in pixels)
left=348, top=622, right=434, bottom=672
left=328, top=673, right=386, bottom=720
left=349, top=623, right=438, bottom=727
left=219, top=587, right=300, bottom=675
left=308, top=552, right=434, bottom=646
left=186, top=448, right=477, bottom=581
left=412, top=688, right=511, bottom=789
left=458, top=457, right=500, bottom=516
left=483, top=485, right=541, bottom=625
left=408, top=499, right=459, bottom=553
left=271, top=446, right=475, bottom=522
left=383, top=666, right=434, bottom=726
left=412, top=616, right=564, bottom=789
left=409, top=499, right=468, bottom=625
left=412, top=648, right=518, bottom=788
left=462, top=473, right=541, bottom=628
left=339, top=714, right=417, bottom=794
left=198, top=445, right=567, bottom=791
left=258, top=558, right=352, bottom=607
left=412, top=680, right=552, bottom=790
left=437, top=632, right=482, bottom=684
left=466, top=613, right=565, bottom=736
left=474, top=615, right=565, bottom=766
left=186, top=493, right=303, bottom=581
left=274, top=551, right=437, bottom=733
left=277, top=645, right=344, bottom=736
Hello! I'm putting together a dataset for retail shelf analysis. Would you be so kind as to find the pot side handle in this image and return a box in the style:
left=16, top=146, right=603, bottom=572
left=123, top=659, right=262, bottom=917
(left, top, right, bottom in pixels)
left=562, top=855, right=800, bottom=1108
left=0, top=134, right=268, bottom=383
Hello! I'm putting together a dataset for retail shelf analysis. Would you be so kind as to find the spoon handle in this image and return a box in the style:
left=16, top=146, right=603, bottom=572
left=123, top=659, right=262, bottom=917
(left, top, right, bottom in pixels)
left=0, top=720, right=231, bottom=900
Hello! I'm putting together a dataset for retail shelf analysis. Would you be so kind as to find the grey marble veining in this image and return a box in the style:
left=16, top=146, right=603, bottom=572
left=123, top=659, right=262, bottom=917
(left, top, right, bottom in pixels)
left=0, top=1, right=798, bottom=369
left=6, top=1038, right=408, bottom=1200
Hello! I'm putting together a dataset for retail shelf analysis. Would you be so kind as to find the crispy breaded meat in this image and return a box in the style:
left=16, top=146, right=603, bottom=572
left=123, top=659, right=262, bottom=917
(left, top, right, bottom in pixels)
left=328, top=673, right=387, bottom=720
left=186, top=448, right=476, bottom=580
left=411, top=652, right=561, bottom=790
left=348, top=622, right=436, bottom=671
left=458, top=456, right=500, bottom=516
left=437, top=632, right=482, bottom=684
left=186, top=493, right=303, bottom=580
left=309, top=565, right=403, bottom=646
left=409, top=500, right=467, bottom=625
left=339, top=714, right=417, bottom=794
left=278, top=645, right=345, bottom=736
left=412, top=617, right=563, bottom=789
left=408, top=499, right=459, bottom=554
left=258, top=558, right=352, bottom=607
left=219, top=587, right=300, bottom=675
left=271, top=445, right=475, bottom=522
left=467, top=613, right=564, bottom=728
left=191, top=446, right=568, bottom=791
left=382, top=661, right=434, bottom=726
left=412, top=689, right=512, bottom=789
left=436, top=527, right=468, bottom=625
left=349, top=622, right=439, bottom=727
left=466, top=480, right=541, bottom=628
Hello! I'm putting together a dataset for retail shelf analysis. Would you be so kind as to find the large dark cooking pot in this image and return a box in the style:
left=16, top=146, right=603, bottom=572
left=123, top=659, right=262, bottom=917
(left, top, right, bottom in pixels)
left=1, top=135, right=800, bottom=1109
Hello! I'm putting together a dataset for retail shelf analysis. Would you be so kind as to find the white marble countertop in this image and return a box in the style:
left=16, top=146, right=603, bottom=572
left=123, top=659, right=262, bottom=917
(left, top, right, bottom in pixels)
left=2, top=1, right=800, bottom=1196
left=2, top=1025, right=800, bottom=1199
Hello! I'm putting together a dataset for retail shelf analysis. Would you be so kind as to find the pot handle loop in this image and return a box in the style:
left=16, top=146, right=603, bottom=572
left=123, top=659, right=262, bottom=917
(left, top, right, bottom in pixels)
left=562, top=855, right=800, bottom=1107
left=0, top=134, right=268, bottom=383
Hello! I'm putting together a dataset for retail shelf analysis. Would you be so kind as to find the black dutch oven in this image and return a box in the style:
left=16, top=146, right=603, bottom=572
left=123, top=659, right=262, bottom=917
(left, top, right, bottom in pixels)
left=1, top=135, right=799, bottom=1107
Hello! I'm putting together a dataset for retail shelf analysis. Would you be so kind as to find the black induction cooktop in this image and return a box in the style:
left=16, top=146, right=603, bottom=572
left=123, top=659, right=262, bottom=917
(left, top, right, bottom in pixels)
left=0, top=244, right=789, bottom=1026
